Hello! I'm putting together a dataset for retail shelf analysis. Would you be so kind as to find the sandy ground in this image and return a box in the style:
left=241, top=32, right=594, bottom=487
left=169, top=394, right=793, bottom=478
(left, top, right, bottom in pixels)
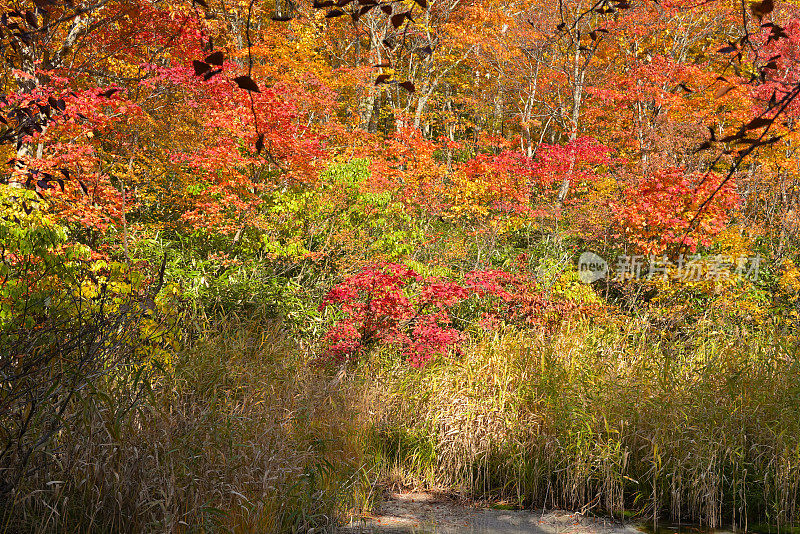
left=339, top=492, right=650, bottom=534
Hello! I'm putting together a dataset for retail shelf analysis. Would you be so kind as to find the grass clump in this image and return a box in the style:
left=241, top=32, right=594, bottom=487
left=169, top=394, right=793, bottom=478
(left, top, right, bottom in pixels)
left=2, top=315, right=371, bottom=534
left=5, top=311, right=800, bottom=532
left=362, top=319, right=800, bottom=530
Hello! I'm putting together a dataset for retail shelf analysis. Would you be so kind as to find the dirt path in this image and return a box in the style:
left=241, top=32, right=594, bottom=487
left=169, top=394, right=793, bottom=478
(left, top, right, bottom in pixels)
left=339, top=493, right=651, bottom=534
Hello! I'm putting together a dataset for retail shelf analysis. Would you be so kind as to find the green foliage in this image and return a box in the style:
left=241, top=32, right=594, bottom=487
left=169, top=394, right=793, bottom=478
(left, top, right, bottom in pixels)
left=318, top=158, right=423, bottom=261
left=254, top=158, right=423, bottom=265
left=0, top=186, right=178, bottom=505
left=0, top=187, right=79, bottom=329
left=403, top=259, right=453, bottom=279
left=133, top=232, right=313, bottom=323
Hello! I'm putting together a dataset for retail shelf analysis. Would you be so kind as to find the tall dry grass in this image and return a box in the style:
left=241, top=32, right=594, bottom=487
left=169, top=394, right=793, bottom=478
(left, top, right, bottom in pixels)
left=2, top=316, right=371, bottom=534
left=362, top=318, right=800, bottom=529
left=5, top=311, right=799, bottom=532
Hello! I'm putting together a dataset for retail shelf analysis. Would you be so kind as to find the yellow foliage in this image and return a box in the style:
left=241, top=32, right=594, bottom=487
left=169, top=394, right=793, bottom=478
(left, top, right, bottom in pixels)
left=778, top=259, right=800, bottom=304
left=550, top=268, right=604, bottom=305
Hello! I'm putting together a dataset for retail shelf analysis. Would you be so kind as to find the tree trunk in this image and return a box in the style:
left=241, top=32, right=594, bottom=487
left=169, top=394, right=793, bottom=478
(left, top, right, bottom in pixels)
left=413, top=88, right=431, bottom=130
left=556, top=41, right=586, bottom=205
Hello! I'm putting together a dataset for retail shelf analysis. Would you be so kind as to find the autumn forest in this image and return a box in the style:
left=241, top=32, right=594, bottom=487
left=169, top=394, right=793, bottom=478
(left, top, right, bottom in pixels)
left=2, top=0, right=800, bottom=531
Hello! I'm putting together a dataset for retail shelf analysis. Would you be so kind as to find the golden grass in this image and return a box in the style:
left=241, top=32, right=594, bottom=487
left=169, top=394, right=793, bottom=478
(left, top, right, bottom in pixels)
left=5, top=314, right=799, bottom=532
left=362, top=320, right=800, bottom=529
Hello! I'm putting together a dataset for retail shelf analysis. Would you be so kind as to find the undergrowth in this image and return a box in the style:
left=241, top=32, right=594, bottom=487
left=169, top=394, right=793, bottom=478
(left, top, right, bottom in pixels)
left=2, top=315, right=371, bottom=534
left=362, top=318, right=800, bottom=530
left=4, top=313, right=800, bottom=532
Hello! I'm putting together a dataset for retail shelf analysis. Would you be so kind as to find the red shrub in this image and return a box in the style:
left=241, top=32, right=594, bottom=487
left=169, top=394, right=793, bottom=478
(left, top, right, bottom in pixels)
left=318, top=262, right=573, bottom=366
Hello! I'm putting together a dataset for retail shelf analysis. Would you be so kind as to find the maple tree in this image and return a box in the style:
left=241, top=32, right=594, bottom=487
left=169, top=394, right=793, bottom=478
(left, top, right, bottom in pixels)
left=319, top=260, right=579, bottom=366
left=613, top=167, right=740, bottom=254
left=319, top=262, right=467, bottom=366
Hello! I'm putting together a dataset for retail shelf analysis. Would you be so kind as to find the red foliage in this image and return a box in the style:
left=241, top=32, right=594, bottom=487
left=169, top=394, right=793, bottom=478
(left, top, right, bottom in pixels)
left=458, top=150, right=536, bottom=216
left=612, top=167, right=740, bottom=253
left=366, top=128, right=447, bottom=215
left=319, top=262, right=575, bottom=367
left=755, top=18, right=800, bottom=117
left=533, top=137, right=613, bottom=190
left=319, top=263, right=467, bottom=367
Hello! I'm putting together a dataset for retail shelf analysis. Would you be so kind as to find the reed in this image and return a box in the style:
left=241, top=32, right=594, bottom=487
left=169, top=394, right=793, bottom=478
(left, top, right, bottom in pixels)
left=362, top=319, right=800, bottom=529
left=2, top=315, right=370, bottom=534
left=5, top=312, right=799, bottom=532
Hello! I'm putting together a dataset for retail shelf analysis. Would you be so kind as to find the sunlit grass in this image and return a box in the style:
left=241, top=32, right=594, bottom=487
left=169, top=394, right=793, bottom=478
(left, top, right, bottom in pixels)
left=361, top=319, right=800, bottom=529
left=6, top=313, right=799, bottom=532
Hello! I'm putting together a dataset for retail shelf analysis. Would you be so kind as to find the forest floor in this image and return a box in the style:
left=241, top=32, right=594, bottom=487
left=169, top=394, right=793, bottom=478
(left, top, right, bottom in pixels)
left=339, top=492, right=674, bottom=534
